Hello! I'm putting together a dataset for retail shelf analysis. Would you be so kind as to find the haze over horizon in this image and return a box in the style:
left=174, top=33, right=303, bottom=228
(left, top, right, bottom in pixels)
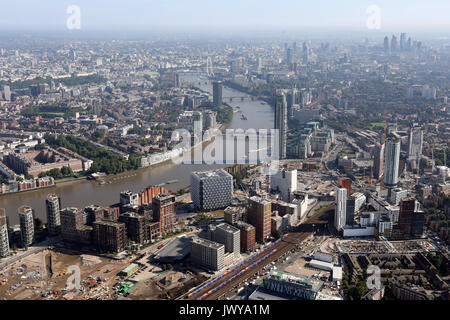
left=0, top=0, right=449, bottom=35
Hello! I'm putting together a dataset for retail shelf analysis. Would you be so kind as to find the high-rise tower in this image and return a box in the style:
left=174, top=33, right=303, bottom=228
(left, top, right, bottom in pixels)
left=46, top=194, right=61, bottom=236
left=274, top=92, right=287, bottom=159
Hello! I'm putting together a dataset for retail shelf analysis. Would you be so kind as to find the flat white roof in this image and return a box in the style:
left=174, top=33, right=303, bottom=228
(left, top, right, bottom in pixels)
left=309, top=259, right=333, bottom=271
left=332, top=266, right=343, bottom=280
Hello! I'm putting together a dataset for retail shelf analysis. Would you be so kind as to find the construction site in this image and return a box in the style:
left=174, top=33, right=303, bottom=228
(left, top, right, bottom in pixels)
left=121, top=269, right=208, bottom=300
left=0, top=249, right=129, bottom=300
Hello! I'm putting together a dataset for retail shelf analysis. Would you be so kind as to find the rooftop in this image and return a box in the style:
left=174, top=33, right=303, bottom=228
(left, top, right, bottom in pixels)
left=267, top=271, right=323, bottom=293
left=216, top=222, right=240, bottom=234
left=191, top=169, right=232, bottom=180
left=154, top=236, right=191, bottom=262
left=192, top=236, right=224, bottom=250
left=234, top=221, right=255, bottom=231
left=94, top=220, right=123, bottom=227
left=248, top=287, right=294, bottom=301
left=18, top=206, right=33, bottom=215
left=249, top=196, right=271, bottom=205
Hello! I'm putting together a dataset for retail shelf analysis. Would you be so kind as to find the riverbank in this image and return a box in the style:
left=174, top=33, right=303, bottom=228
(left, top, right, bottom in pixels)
left=0, top=184, right=55, bottom=197
left=0, top=136, right=224, bottom=202
left=1, top=78, right=273, bottom=224
left=0, top=83, right=254, bottom=200
left=223, top=80, right=273, bottom=105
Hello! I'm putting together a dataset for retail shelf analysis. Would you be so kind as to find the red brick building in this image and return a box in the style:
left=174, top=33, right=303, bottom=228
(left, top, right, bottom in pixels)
left=234, top=221, right=256, bottom=252
left=152, top=194, right=176, bottom=235
left=138, top=185, right=167, bottom=206
left=338, top=177, right=352, bottom=198
left=3, top=148, right=84, bottom=177
left=247, top=196, right=272, bottom=243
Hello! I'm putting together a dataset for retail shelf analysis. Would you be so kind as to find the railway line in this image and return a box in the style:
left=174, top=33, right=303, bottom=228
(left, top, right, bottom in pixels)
left=185, top=203, right=334, bottom=300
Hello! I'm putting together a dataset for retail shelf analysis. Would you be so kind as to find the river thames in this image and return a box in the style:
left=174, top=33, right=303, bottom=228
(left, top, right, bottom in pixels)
left=1, top=74, right=274, bottom=224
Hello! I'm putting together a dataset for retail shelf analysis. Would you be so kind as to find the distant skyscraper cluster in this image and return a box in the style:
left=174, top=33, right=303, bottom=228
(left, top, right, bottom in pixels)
left=383, top=33, right=420, bottom=55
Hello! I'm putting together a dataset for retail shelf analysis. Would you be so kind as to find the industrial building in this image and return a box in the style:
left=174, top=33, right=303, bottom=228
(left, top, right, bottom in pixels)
left=309, top=259, right=334, bottom=272
left=343, top=225, right=375, bottom=237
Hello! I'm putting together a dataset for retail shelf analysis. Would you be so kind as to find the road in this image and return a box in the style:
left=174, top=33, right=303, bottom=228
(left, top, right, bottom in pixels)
left=186, top=203, right=334, bottom=300
left=0, top=239, right=53, bottom=270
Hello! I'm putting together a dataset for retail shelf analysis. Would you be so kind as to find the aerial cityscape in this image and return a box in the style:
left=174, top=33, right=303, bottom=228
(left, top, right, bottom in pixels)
left=0, top=0, right=449, bottom=307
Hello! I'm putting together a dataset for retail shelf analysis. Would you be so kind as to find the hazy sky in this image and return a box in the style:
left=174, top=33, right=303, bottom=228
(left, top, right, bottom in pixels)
left=1, top=0, right=449, bottom=33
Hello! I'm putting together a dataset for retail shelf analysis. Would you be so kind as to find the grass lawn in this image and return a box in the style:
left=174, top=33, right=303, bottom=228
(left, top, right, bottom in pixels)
left=369, top=122, right=385, bottom=129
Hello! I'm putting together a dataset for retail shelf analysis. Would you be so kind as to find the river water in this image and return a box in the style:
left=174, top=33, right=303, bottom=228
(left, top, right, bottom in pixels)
left=1, top=74, right=274, bottom=224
